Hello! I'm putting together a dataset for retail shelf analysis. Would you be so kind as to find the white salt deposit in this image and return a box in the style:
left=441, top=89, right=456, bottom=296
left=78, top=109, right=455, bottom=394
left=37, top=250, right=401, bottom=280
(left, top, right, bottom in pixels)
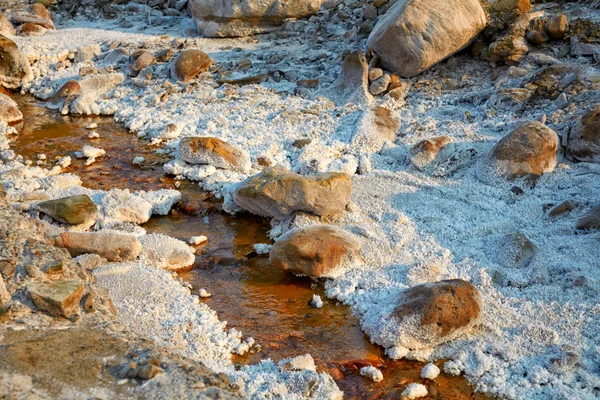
left=420, top=363, right=440, bottom=380
left=139, top=233, right=195, bottom=271
left=359, top=366, right=383, bottom=382
left=199, top=288, right=211, bottom=298
left=87, top=131, right=99, bottom=139
left=189, top=235, right=208, bottom=245
left=253, top=243, right=272, bottom=254
left=309, top=294, right=323, bottom=309
left=82, top=145, right=105, bottom=158
left=132, top=156, right=144, bottom=165
left=402, top=383, right=428, bottom=399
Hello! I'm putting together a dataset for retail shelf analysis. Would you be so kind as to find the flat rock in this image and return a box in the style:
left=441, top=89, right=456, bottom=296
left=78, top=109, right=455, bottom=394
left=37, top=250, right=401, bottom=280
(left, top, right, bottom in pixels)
left=477, top=121, right=558, bottom=183
left=170, top=49, right=213, bottom=82
left=188, top=0, right=322, bottom=37
left=232, top=166, right=352, bottom=219
left=366, top=0, right=486, bottom=77
left=179, top=137, right=251, bottom=173
left=55, top=232, right=142, bottom=262
left=576, top=205, right=600, bottom=231
left=566, top=107, right=600, bottom=163
left=0, top=34, right=33, bottom=89
left=270, top=225, right=361, bottom=278
left=36, top=194, right=98, bottom=225
left=315, top=50, right=372, bottom=106
left=28, top=279, right=84, bottom=318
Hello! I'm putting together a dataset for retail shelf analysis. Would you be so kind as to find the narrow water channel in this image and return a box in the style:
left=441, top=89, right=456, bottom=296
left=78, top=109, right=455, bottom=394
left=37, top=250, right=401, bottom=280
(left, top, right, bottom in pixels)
left=9, top=94, right=488, bottom=399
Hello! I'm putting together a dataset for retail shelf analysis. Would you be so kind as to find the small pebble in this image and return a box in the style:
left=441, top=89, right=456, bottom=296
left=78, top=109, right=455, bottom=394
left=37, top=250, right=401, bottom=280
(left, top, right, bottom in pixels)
left=88, top=131, right=100, bottom=139
left=189, top=235, right=208, bottom=245
left=199, top=288, right=212, bottom=298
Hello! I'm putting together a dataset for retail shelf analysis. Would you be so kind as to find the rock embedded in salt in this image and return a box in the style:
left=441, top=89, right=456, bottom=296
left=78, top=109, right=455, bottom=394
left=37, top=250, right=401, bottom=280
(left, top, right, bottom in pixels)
left=420, top=363, right=440, bottom=380
left=359, top=366, right=383, bottom=382
left=189, top=235, right=208, bottom=245
left=309, top=294, right=323, bottom=309
left=402, top=383, right=428, bottom=399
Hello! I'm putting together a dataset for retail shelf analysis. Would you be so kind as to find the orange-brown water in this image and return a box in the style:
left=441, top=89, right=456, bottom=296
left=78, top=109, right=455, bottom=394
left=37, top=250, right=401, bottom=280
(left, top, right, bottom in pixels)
left=10, top=94, right=488, bottom=399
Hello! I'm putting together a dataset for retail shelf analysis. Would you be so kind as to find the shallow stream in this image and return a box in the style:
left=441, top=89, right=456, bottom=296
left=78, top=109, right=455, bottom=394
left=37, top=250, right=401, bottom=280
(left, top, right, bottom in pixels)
left=10, top=94, right=488, bottom=399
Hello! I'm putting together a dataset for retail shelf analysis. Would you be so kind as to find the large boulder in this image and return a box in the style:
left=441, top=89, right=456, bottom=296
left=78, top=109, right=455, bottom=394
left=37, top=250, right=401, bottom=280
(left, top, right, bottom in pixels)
left=566, top=108, right=600, bottom=163
left=188, top=0, right=322, bottom=37
left=366, top=0, right=487, bottom=77
left=232, top=166, right=352, bottom=219
left=369, top=279, right=481, bottom=350
left=477, top=121, right=558, bottom=183
left=270, top=225, right=361, bottom=278
left=170, top=49, right=213, bottom=82
left=178, top=137, right=251, bottom=173
left=36, top=195, right=98, bottom=225
left=0, top=35, right=33, bottom=89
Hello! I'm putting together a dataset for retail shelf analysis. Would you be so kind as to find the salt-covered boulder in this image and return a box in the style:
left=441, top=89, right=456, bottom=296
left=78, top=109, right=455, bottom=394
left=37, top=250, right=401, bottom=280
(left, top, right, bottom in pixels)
left=188, top=0, right=322, bottom=37
left=232, top=166, right=352, bottom=219
left=55, top=232, right=142, bottom=261
left=0, top=12, right=15, bottom=37
left=409, top=136, right=453, bottom=170
left=46, top=80, right=81, bottom=111
left=315, top=50, right=372, bottom=106
left=373, top=279, right=481, bottom=350
left=36, top=194, right=98, bottom=225
left=366, top=0, right=487, bottom=77
left=0, top=93, right=22, bottom=123
left=270, top=225, right=361, bottom=278
left=70, top=73, right=125, bottom=115
left=0, top=34, right=33, bottom=89
left=178, top=137, right=251, bottom=173
left=566, top=108, right=600, bottom=163
left=576, top=205, right=600, bottom=231
left=101, top=189, right=153, bottom=224
left=170, top=49, right=213, bottom=82
left=477, top=121, right=558, bottom=183
left=495, top=233, right=537, bottom=268
left=139, top=234, right=195, bottom=271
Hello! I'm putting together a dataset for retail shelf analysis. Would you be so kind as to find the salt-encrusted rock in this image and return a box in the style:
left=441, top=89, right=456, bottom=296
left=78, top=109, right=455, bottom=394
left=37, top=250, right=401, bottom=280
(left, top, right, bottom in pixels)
left=576, top=205, right=600, bottom=231
left=545, top=14, right=568, bottom=40
left=75, top=44, right=101, bottom=63
left=382, top=279, right=481, bottom=349
left=0, top=12, right=15, bottom=37
left=279, top=354, right=317, bottom=372
left=36, top=194, right=98, bottom=225
left=548, top=200, right=578, bottom=217
left=170, top=49, right=213, bottom=82
left=178, top=137, right=251, bottom=173
left=139, top=234, right=195, bottom=271
left=315, top=50, right=372, bottom=106
left=0, top=93, right=22, bottom=123
left=496, top=233, right=537, bottom=268
left=232, top=166, right=352, bottom=219
left=130, top=51, right=155, bottom=77
left=409, top=136, right=453, bottom=170
left=70, top=73, right=125, bottom=115
left=28, top=279, right=84, bottom=318
left=477, top=121, right=558, bottom=182
left=188, top=0, right=322, bottom=37
left=0, top=35, right=33, bottom=89
left=270, top=225, right=361, bottom=278
left=54, top=232, right=142, bottom=261
left=566, top=108, right=600, bottom=163
left=350, top=106, right=399, bottom=153
left=101, top=189, right=153, bottom=224
left=366, top=0, right=486, bottom=77
left=46, top=80, right=81, bottom=111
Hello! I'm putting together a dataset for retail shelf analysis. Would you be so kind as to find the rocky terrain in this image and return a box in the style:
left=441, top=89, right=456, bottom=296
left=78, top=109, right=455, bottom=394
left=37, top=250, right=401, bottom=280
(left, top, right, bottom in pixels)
left=0, top=0, right=599, bottom=399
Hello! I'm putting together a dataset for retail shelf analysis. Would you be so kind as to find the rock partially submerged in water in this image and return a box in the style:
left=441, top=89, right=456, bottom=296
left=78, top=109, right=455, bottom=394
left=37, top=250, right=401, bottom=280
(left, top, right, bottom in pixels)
left=36, top=194, right=98, bottom=225
left=188, top=0, right=322, bottom=37
left=0, top=34, right=33, bottom=89
left=28, top=279, right=84, bottom=318
left=373, top=279, right=481, bottom=350
left=315, top=50, right=372, bottom=106
left=477, top=121, right=558, bottom=183
left=232, top=166, right=352, bottom=219
left=366, top=0, right=486, bottom=77
left=101, top=189, right=153, bottom=225
left=566, top=107, right=600, bottom=163
left=55, top=232, right=142, bottom=261
left=139, top=234, right=195, bottom=271
left=46, top=80, right=81, bottom=111
left=170, top=49, right=213, bottom=82
left=178, top=137, right=251, bottom=173
left=46, top=74, right=124, bottom=115
left=270, top=225, right=361, bottom=278
left=0, top=93, right=22, bottom=123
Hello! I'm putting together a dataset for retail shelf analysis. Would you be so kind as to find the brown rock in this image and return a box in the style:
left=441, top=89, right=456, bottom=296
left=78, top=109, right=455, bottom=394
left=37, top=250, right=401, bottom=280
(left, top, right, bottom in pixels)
left=130, top=51, right=155, bottom=76
left=178, top=137, right=251, bottom=173
left=545, top=14, right=568, bottom=40
left=28, top=279, right=84, bottom=318
left=54, top=232, right=142, bottom=262
left=0, top=35, right=33, bottom=89
left=46, top=80, right=81, bottom=111
left=233, top=166, right=352, bottom=219
left=137, top=364, right=163, bottom=379
left=373, top=106, right=399, bottom=140
left=170, top=49, right=213, bottom=82
left=566, top=108, right=600, bottom=163
left=0, top=11, right=15, bottom=37
left=17, top=22, right=47, bottom=37
left=576, top=205, right=600, bottom=231
left=0, top=93, right=22, bottom=123
left=548, top=200, right=578, bottom=217
left=409, top=136, right=453, bottom=170
left=28, top=3, right=55, bottom=30
left=389, top=279, right=481, bottom=347
left=36, top=194, right=98, bottom=225
left=477, top=121, right=558, bottom=182
left=296, top=79, right=319, bottom=89
left=270, top=225, right=361, bottom=277
left=526, top=30, right=548, bottom=46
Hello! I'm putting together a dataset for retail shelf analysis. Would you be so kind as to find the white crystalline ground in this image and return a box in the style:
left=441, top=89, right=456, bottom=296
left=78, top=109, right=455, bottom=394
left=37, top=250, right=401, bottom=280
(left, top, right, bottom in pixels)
left=1, top=4, right=599, bottom=399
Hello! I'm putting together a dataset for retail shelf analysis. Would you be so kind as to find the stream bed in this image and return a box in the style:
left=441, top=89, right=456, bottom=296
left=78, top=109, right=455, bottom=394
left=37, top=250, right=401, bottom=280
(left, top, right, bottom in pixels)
left=10, top=94, right=488, bottom=399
